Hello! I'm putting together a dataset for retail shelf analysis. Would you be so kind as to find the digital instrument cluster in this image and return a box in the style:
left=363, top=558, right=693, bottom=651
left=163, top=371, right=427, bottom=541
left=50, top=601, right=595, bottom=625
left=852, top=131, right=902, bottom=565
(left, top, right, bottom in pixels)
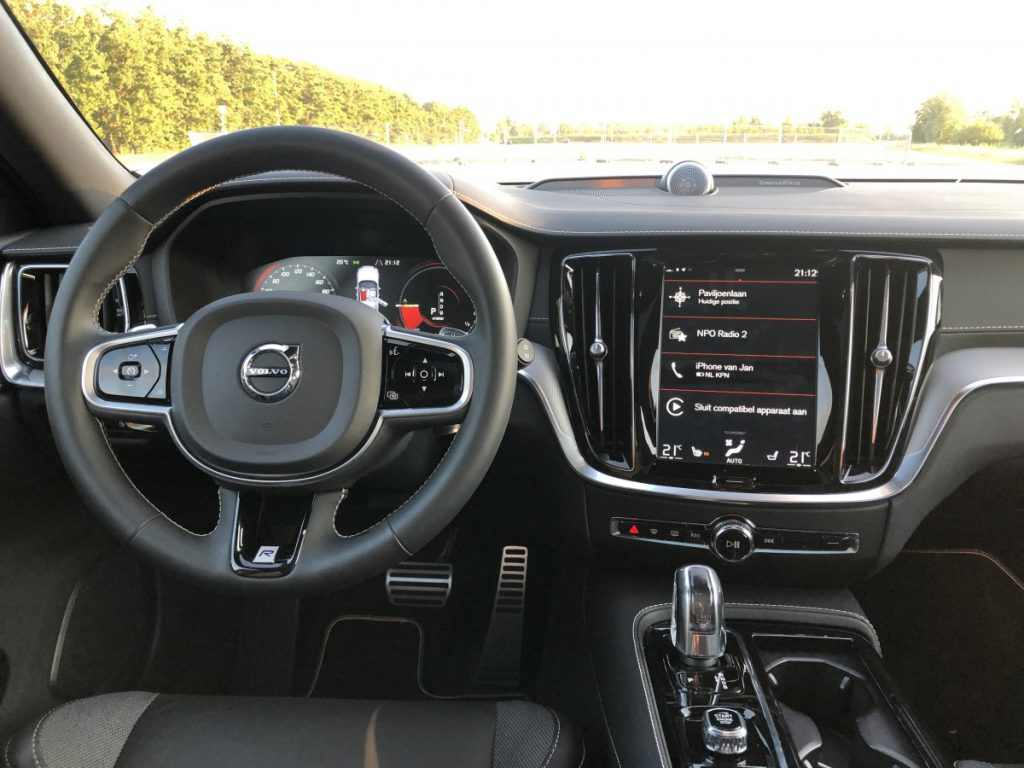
left=246, top=256, right=475, bottom=335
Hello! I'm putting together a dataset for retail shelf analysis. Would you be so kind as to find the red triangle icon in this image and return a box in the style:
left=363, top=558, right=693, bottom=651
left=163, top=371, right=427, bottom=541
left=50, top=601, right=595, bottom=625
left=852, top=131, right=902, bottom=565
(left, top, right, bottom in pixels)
left=628, top=524, right=639, bottom=535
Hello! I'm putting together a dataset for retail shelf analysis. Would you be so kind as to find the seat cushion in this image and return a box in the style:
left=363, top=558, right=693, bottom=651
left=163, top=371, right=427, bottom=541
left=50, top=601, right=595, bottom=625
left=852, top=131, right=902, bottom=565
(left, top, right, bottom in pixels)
left=5, top=693, right=581, bottom=768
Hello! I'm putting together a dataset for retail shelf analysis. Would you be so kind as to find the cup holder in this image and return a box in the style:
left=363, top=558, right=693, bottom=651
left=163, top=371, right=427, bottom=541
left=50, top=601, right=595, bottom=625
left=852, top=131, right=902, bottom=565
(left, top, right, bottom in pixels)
left=766, top=657, right=921, bottom=768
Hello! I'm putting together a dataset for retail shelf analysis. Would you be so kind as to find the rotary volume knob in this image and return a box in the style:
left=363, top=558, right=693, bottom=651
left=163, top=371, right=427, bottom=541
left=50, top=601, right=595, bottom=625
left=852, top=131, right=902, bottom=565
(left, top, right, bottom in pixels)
left=702, top=708, right=748, bottom=756
left=710, top=520, right=755, bottom=563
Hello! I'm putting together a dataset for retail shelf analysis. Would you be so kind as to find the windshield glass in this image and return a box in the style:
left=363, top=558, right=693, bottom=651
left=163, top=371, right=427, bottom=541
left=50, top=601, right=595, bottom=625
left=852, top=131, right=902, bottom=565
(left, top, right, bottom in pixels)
left=8, top=0, right=1024, bottom=181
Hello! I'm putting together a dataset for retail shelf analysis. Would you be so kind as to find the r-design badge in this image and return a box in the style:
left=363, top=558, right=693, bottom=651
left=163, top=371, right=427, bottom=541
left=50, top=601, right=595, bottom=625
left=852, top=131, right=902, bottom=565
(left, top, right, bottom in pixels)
left=239, top=343, right=301, bottom=402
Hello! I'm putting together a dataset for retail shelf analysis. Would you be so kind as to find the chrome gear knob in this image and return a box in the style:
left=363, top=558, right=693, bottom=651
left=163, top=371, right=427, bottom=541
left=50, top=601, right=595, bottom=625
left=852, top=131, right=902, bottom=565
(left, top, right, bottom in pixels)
left=671, top=564, right=726, bottom=666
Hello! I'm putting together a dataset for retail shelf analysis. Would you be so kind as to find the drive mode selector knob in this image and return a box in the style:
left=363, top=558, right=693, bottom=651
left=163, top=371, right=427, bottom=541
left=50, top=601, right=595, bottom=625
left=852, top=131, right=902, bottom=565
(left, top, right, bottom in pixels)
left=710, top=520, right=754, bottom=562
left=702, top=708, right=748, bottom=755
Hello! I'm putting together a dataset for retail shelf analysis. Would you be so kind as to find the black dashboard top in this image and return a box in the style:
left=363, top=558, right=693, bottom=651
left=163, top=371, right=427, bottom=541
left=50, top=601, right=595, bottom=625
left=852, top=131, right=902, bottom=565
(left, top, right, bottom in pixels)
left=450, top=174, right=1024, bottom=241
left=4, top=173, right=1024, bottom=259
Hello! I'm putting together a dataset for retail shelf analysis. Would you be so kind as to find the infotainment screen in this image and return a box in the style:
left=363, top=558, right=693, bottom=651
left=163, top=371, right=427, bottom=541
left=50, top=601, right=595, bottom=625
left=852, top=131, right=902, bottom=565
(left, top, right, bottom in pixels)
left=656, top=263, right=819, bottom=469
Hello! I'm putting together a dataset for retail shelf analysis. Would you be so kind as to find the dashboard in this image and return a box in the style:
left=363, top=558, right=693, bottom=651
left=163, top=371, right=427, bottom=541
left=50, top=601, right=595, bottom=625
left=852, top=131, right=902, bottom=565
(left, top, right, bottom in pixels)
left=4, top=170, right=1024, bottom=582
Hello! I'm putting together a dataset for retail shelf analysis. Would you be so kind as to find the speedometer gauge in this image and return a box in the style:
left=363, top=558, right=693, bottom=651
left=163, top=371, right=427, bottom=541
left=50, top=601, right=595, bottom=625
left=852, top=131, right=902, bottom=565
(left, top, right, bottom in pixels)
left=396, top=263, right=475, bottom=335
left=253, top=262, right=337, bottom=295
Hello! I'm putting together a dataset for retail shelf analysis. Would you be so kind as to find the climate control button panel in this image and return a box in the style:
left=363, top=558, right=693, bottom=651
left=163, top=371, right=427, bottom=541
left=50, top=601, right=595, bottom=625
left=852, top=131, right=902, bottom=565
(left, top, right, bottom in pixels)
left=611, top=516, right=858, bottom=562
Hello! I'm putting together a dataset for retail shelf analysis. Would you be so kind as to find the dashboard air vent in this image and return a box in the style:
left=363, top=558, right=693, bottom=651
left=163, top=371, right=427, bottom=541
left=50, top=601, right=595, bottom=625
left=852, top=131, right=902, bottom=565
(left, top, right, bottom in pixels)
left=840, top=255, right=940, bottom=483
left=558, top=253, right=636, bottom=470
left=17, top=265, right=142, bottom=365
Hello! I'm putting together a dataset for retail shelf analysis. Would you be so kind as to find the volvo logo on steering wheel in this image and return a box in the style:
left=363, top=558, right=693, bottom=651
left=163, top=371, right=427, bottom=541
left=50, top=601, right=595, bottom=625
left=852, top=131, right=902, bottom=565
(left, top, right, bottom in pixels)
left=239, top=343, right=301, bottom=402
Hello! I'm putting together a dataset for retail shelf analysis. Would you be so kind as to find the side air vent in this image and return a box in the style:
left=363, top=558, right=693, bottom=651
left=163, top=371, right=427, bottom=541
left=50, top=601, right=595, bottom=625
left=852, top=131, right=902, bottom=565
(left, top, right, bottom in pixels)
left=17, top=264, right=143, bottom=366
left=558, top=253, right=636, bottom=470
left=840, top=255, right=940, bottom=483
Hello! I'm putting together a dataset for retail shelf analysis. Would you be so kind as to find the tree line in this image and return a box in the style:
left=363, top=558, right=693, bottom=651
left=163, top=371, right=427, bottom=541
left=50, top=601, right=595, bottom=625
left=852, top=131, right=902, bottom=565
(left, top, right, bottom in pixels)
left=496, top=103, right=1024, bottom=147
left=912, top=94, right=1023, bottom=146
left=492, top=112, right=877, bottom=145
left=8, top=0, right=481, bottom=154
left=9, top=1, right=1021, bottom=153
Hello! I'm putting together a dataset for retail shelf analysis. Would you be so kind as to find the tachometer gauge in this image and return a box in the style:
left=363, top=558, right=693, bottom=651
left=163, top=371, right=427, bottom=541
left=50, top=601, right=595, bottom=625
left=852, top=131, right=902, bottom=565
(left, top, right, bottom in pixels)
left=396, top=263, right=475, bottom=335
left=253, top=262, right=337, bottom=295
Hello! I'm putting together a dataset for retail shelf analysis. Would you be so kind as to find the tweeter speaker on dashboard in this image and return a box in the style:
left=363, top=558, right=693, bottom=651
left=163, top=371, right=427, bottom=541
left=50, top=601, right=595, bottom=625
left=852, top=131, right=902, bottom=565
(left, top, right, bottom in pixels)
left=659, top=160, right=715, bottom=196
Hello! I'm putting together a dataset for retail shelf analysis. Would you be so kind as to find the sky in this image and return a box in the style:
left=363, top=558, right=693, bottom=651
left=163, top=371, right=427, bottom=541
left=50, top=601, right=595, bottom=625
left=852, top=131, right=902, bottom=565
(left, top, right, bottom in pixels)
left=64, top=0, right=1022, bottom=131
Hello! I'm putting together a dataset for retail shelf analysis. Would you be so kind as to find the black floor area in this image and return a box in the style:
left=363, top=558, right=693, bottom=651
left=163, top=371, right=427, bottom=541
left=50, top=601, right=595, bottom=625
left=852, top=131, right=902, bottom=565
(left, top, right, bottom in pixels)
left=0, top=395, right=117, bottom=738
left=858, top=549, right=1024, bottom=762
left=857, top=459, right=1024, bottom=764
left=306, top=616, right=428, bottom=699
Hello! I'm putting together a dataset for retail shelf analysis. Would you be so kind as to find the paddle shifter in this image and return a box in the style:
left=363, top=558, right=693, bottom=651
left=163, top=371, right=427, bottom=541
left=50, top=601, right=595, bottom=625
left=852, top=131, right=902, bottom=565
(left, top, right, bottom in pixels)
left=671, top=565, right=726, bottom=667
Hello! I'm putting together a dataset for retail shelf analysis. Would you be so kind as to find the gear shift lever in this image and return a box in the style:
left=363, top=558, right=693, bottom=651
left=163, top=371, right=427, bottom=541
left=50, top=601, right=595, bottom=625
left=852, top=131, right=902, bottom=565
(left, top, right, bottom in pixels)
left=671, top=564, right=726, bottom=667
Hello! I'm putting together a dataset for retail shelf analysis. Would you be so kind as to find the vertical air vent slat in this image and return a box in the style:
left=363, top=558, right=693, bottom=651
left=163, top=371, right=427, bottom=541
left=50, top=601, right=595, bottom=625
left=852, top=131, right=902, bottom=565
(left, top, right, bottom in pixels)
left=16, top=264, right=142, bottom=367
left=855, top=266, right=871, bottom=464
left=884, top=270, right=909, bottom=434
left=868, top=268, right=891, bottom=464
left=841, top=255, right=939, bottom=484
left=592, top=266, right=605, bottom=433
left=559, top=253, right=636, bottom=471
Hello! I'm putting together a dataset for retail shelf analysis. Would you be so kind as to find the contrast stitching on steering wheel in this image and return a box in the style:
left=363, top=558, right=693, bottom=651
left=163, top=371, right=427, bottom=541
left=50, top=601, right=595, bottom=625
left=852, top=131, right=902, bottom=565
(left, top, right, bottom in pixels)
left=90, top=188, right=210, bottom=329
left=383, top=429, right=460, bottom=540
left=331, top=489, right=413, bottom=556
left=99, top=422, right=223, bottom=541
left=320, top=174, right=482, bottom=541
left=349, top=177, right=477, bottom=323
left=98, top=423, right=166, bottom=533
left=86, top=165, right=482, bottom=563
left=236, top=174, right=474, bottom=550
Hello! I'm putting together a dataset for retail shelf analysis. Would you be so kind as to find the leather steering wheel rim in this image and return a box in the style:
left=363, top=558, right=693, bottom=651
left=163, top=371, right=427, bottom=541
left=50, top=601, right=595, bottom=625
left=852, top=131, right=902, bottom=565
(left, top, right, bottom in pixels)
left=43, top=126, right=517, bottom=595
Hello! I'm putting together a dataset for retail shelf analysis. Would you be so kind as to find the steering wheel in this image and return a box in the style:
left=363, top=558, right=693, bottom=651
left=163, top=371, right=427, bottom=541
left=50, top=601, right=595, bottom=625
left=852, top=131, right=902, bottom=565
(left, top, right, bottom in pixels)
left=44, top=127, right=517, bottom=595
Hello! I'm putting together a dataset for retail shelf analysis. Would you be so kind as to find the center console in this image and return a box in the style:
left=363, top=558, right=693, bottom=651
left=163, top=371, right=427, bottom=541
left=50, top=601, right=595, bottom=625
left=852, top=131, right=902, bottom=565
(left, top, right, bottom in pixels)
left=547, top=245, right=941, bottom=576
left=629, top=566, right=940, bottom=768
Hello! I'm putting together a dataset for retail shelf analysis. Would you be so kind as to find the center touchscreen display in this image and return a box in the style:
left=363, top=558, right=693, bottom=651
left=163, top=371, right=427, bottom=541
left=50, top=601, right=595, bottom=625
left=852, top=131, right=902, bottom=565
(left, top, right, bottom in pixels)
left=656, top=263, right=819, bottom=469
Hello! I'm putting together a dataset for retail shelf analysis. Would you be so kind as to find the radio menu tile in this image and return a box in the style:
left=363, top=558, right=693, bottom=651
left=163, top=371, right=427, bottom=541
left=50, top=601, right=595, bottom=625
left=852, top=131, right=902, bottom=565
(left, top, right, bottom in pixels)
left=657, top=264, right=819, bottom=469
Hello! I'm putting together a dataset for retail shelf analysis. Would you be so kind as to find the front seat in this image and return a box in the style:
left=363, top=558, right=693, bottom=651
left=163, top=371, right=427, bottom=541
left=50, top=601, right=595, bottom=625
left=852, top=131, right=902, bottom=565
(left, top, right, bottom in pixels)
left=5, top=693, right=581, bottom=768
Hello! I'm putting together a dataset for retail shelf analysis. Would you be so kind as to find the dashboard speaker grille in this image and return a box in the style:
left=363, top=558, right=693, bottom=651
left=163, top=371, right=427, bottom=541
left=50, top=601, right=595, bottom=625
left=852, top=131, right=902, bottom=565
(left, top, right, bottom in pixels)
left=558, top=253, right=636, bottom=470
left=840, top=254, right=940, bottom=483
left=662, top=161, right=714, bottom=196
